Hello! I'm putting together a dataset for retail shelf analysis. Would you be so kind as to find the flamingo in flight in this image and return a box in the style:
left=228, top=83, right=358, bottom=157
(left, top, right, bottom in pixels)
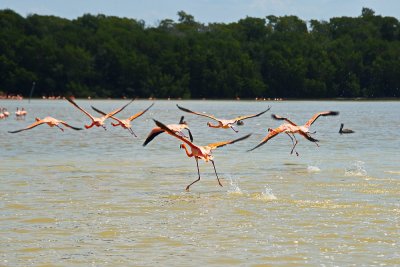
left=248, top=111, right=339, bottom=155
left=143, top=116, right=193, bottom=146
left=153, top=119, right=251, bottom=191
left=91, top=103, right=154, bottom=137
left=8, top=116, right=82, bottom=133
left=67, top=98, right=133, bottom=130
left=176, top=104, right=270, bottom=132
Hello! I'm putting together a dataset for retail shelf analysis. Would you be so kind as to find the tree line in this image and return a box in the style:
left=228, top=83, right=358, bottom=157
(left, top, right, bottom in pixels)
left=1, top=8, right=399, bottom=99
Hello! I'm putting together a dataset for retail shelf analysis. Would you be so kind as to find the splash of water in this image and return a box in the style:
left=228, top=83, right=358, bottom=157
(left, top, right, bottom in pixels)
left=253, top=186, right=277, bottom=201
left=307, top=165, right=321, bottom=172
left=226, top=175, right=243, bottom=195
left=345, top=160, right=368, bottom=177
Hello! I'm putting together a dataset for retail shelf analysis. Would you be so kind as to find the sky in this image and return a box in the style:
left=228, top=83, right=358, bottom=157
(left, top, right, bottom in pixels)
left=1, top=0, right=399, bottom=25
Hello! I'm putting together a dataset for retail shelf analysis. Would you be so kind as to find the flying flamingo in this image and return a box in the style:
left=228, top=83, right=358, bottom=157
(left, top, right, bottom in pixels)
left=143, top=116, right=193, bottom=146
left=153, top=119, right=251, bottom=191
left=67, top=98, right=133, bottom=130
left=339, top=123, right=354, bottom=134
left=248, top=111, right=339, bottom=155
left=91, top=103, right=154, bottom=137
left=8, top=116, right=83, bottom=133
left=176, top=104, right=270, bottom=132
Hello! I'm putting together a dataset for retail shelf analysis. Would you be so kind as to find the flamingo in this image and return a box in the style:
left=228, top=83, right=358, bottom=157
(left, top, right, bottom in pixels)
left=176, top=104, right=270, bottom=132
left=339, top=123, right=354, bottom=134
left=8, top=116, right=83, bottom=133
left=248, top=111, right=339, bottom=155
left=143, top=116, right=193, bottom=146
left=91, top=103, right=154, bottom=137
left=153, top=119, right=251, bottom=191
left=67, top=98, right=133, bottom=130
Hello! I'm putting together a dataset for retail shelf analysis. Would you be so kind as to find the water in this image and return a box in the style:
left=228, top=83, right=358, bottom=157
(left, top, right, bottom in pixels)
left=1, top=99, right=399, bottom=266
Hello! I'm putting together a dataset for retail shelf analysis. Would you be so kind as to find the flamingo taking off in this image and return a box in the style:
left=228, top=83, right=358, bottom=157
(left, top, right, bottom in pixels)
left=91, top=103, right=154, bottom=137
left=67, top=98, right=133, bottom=130
left=143, top=116, right=193, bottom=146
left=8, top=116, right=83, bottom=133
left=153, top=119, right=251, bottom=191
left=339, top=123, right=354, bottom=134
left=176, top=104, right=270, bottom=132
left=248, top=111, right=339, bottom=155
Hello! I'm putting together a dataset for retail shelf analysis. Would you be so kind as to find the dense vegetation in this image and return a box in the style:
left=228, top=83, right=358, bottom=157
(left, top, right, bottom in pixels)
left=1, top=8, right=399, bottom=99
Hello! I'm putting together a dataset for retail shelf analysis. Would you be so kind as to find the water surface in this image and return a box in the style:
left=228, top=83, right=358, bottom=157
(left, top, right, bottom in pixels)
left=1, top=100, right=399, bottom=266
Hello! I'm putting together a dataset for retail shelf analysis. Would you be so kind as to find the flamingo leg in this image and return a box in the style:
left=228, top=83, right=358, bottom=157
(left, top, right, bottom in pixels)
left=186, top=158, right=201, bottom=191
left=230, top=125, right=239, bottom=133
left=286, top=133, right=299, bottom=156
left=129, top=128, right=137, bottom=137
left=55, top=125, right=64, bottom=132
left=211, top=160, right=223, bottom=187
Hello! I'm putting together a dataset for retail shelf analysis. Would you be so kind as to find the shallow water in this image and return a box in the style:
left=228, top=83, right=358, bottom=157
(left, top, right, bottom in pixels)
left=1, top=99, right=399, bottom=266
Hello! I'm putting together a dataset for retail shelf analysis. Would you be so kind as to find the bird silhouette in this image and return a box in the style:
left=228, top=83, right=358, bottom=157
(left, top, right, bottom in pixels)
left=153, top=119, right=251, bottom=191
left=177, top=104, right=270, bottom=132
left=339, top=123, right=354, bottom=134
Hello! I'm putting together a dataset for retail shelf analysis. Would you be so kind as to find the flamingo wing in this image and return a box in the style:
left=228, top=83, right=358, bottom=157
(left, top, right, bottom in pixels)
left=59, top=121, right=83, bottom=131
left=247, top=126, right=286, bottom=152
left=153, top=119, right=197, bottom=149
left=298, top=130, right=319, bottom=142
left=142, top=127, right=164, bottom=146
left=176, top=104, right=218, bottom=121
left=271, top=114, right=298, bottom=126
left=91, top=106, right=124, bottom=124
left=304, top=111, right=339, bottom=128
left=234, top=106, right=271, bottom=121
left=127, top=103, right=154, bottom=121
left=104, top=99, right=135, bottom=119
left=207, top=133, right=251, bottom=150
left=67, top=98, right=95, bottom=121
left=8, top=120, right=45, bottom=133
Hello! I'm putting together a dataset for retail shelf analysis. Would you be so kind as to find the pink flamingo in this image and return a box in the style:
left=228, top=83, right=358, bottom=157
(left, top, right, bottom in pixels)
left=153, top=119, right=251, bottom=191
left=8, top=116, right=82, bottom=133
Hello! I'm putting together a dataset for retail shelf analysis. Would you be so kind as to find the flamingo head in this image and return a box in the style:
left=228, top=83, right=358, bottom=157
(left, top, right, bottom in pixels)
left=236, top=120, right=244, bottom=126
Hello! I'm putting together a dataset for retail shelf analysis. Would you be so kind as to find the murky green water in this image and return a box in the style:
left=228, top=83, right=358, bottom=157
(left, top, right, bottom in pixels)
left=1, top=100, right=399, bottom=266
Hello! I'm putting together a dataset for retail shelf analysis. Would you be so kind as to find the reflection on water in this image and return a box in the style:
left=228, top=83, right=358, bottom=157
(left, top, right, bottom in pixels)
left=1, top=100, right=399, bottom=266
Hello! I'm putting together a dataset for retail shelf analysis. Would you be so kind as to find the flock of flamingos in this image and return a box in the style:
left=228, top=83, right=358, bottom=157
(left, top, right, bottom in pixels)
left=1, top=98, right=354, bottom=191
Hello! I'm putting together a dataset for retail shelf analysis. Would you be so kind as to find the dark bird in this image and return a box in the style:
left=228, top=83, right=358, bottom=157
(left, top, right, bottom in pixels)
left=8, top=116, right=82, bottom=133
left=153, top=119, right=251, bottom=191
left=248, top=111, right=339, bottom=156
left=177, top=104, right=270, bottom=132
left=339, top=123, right=354, bottom=134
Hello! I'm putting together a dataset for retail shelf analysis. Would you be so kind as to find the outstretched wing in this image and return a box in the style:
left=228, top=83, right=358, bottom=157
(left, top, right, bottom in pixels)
left=142, top=127, right=164, bottom=146
left=304, top=111, right=339, bottom=128
left=153, top=119, right=196, bottom=149
left=8, top=120, right=45, bottom=133
left=247, top=126, right=286, bottom=152
left=176, top=104, right=218, bottom=121
left=234, top=106, right=271, bottom=121
left=67, top=98, right=95, bottom=121
left=298, top=131, right=319, bottom=142
left=127, top=103, right=154, bottom=121
left=91, top=106, right=124, bottom=124
left=207, top=133, right=251, bottom=150
left=271, top=114, right=298, bottom=126
left=60, top=121, right=83, bottom=131
left=103, top=98, right=135, bottom=119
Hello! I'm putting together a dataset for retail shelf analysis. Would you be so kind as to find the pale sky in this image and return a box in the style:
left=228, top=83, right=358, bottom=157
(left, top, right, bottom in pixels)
left=1, top=0, right=399, bottom=25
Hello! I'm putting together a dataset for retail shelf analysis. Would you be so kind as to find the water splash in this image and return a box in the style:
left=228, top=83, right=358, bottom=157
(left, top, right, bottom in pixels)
left=307, top=165, right=321, bottom=172
left=345, top=161, right=368, bottom=177
left=226, top=175, right=243, bottom=195
left=253, top=186, right=277, bottom=201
